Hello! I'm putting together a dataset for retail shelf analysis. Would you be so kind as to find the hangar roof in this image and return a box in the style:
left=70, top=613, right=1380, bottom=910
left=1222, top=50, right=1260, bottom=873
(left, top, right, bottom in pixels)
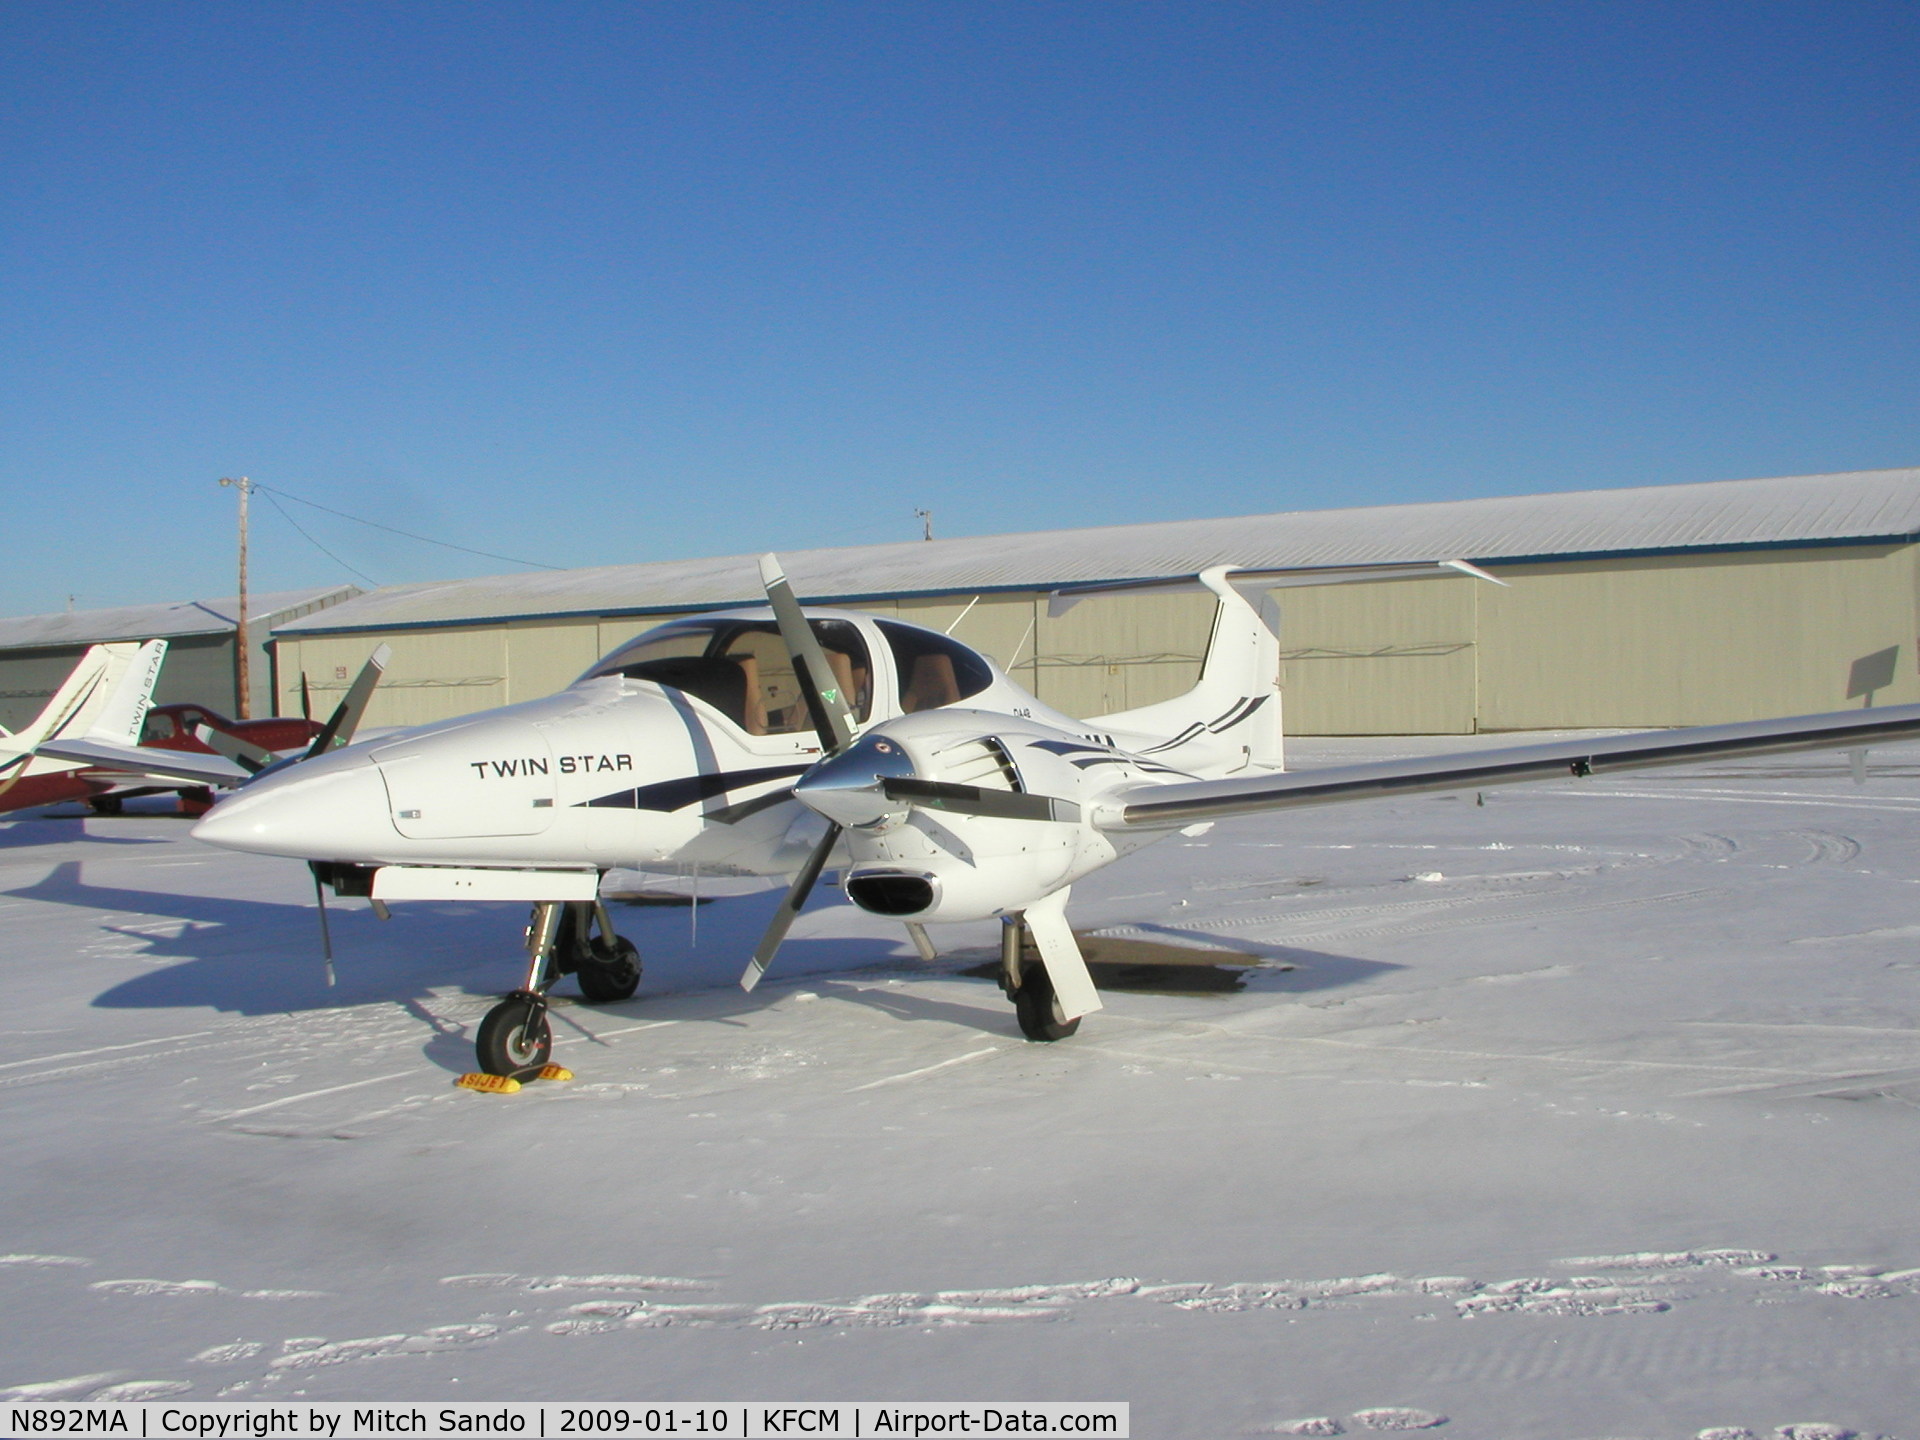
left=0, top=585, right=360, bottom=653
left=276, top=467, right=1920, bottom=636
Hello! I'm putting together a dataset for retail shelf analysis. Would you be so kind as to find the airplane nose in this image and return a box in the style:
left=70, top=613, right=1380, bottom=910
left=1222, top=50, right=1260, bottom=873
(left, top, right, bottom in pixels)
left=191, top=753, right=394, bottom=861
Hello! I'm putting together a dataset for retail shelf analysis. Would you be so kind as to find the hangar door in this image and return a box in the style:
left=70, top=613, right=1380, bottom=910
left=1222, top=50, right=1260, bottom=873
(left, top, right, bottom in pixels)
left=1269, top=575, right=1479, bottom=735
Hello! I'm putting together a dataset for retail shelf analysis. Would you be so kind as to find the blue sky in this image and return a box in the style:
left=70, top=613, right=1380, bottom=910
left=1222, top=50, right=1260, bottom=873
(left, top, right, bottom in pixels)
left=2, top=1, right=1915, bottom=616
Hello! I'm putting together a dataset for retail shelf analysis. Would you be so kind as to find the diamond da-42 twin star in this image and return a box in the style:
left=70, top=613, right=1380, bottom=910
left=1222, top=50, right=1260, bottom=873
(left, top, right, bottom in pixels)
left=192, top=555, right=1920, bottom=1082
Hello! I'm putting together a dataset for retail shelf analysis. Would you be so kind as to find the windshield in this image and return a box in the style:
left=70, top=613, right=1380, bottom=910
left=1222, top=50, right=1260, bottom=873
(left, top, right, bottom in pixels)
left=588, top=618, right=873, bottom=735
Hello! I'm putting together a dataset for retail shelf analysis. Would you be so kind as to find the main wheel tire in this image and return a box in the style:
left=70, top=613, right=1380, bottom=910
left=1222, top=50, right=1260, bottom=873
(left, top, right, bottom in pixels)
left=576, top=935, right=641, bottom=1003
left=474, top=994, right=553, bottom=1077
left=87, top=795, right=124, bottom=816
left=1011, top=962, right=1081, bottom=1042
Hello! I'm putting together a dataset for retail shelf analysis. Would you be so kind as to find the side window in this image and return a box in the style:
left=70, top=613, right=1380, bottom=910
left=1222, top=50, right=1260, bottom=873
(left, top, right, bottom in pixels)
left=877, top=621, right=994, bottom=713
left=142, top=712, right=177, bottom=741
left=719, top=620, right=873, bottom=735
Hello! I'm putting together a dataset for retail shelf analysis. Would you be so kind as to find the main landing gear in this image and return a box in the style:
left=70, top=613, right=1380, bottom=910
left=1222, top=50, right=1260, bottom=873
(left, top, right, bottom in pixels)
left=997, top=914, right=1080, bottom=1043
left=468, top=899, right=643, bottom=1084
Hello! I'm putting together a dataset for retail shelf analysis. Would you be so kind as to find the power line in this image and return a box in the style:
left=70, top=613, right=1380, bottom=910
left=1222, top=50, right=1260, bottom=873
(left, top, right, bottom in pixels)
left=258, top=487, right=380, bottom=587
left=254, top=483, right=563, bottom=570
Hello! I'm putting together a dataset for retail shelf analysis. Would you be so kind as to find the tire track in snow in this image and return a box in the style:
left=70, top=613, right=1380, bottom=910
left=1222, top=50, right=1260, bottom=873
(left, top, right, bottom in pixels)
left=1166, top=886, right=1723, bottom=946
left=12, top=1247, right=1917, bottom=1403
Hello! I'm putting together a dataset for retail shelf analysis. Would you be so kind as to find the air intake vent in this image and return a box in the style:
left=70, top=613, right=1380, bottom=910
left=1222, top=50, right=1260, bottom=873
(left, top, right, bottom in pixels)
left=846, top=871, right=937, bottom=916
left=933, top=736, right=1023, bottom=791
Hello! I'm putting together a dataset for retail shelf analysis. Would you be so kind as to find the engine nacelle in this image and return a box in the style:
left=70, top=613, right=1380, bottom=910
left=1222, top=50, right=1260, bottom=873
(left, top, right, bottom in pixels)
left=844, top=841, right=1079, bottom=922
left=823, top=709, right=1158, bottom=921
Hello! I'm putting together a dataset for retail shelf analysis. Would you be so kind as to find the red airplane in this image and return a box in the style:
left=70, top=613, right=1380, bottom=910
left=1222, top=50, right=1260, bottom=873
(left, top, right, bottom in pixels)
left=0, top=642, right=322, bottom=817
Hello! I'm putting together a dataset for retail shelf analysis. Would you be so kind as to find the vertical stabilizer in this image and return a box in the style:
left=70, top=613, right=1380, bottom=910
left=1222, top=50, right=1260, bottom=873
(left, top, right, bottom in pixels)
left=0, top=642, right=152, bottom=759
left=83, top=640, right=169, bottom=746
left=1090, top=566, right=1284, bottom=776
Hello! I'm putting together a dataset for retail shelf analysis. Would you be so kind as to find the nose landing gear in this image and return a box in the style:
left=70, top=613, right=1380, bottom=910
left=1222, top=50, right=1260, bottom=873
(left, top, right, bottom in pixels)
left=467, top=898, right=642, bottom=1085
left=474, top=992, right=553, bottom=1079
left=998, top=914, right=1081, bottom=1042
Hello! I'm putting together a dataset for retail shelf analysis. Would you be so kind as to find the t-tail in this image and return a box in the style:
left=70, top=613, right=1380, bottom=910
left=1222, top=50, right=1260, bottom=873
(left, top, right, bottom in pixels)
left=0, top=641, right=162, bottom=759
left=0, top=641, right=167, bottom=795
left=1068, top=558, right=1505, bottom=779
left=1087, top=567, right=1284, bottom=777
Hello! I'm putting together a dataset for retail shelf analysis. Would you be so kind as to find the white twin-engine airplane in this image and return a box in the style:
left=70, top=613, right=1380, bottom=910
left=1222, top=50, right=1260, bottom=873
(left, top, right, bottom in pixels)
left=193, top=555, right=1920, bottom=1085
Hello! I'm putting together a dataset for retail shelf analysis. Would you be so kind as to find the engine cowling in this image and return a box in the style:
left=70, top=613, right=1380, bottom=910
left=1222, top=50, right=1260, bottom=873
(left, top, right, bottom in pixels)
left=791, top=709, right=1142, bottom=922
left=843, top=843, right=1080, bottom=921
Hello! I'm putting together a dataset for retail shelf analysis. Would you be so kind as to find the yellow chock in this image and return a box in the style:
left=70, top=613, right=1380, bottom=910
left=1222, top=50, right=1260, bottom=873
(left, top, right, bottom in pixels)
left=536, top=1064, right=574, bottom=1082
left=456, top=1072, right=522, bottom=1094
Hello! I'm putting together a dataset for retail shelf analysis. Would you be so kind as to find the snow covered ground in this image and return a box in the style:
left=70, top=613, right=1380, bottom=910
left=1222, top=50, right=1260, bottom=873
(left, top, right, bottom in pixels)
left=5, top=734, right=1920, bottom=1439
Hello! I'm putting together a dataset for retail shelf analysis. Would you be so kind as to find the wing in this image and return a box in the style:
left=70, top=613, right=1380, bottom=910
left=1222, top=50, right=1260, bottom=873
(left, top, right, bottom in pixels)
left=34, top=736, right=252, bottom=786
left=1100, top=702, right=1920, bottom=829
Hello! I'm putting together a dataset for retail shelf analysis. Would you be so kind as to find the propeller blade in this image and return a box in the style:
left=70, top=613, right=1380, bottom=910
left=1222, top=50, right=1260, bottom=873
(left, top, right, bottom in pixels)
left=303, top=644, right=391, bottom=760
left=194, top=723, right=275, bottom=774
left=309, top=862, right=337, bottom=987
left=882, top=776, right=1080, bottom=823
left=741, top=821, right=842, bottom=992
left=758, top=554, right=855, bottom=755
left=300, top=673, right=313, bottom=722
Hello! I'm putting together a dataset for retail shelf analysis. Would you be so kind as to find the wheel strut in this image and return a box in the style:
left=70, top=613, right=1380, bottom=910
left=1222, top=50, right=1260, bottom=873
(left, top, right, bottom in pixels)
left=468, top=901, right=566, bottom=1081
left=999, top=914, right=1024, bottom=992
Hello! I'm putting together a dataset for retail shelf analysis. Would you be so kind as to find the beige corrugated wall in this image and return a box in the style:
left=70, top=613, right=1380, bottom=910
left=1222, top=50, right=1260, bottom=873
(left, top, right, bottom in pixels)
left=1476, top=544, right=1920, bottom=728
left=274, top=541, right=1920, bottom=734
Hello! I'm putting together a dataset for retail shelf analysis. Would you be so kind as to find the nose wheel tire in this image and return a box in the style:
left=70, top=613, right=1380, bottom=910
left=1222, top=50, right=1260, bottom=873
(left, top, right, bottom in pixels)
left=1008, top=962, right=1081, bottom=1042
left=475, top=992, right=553, bottom=1077
left=576, top=935, right=641, bottom=1003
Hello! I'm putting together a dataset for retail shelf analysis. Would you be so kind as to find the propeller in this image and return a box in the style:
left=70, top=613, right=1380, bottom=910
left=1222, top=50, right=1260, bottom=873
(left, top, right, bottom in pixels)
left=302, top=644, right=392, bottom=760
left=739, top=561, right=1078, bottom=991
left=758, top=554, right=854, bottom=753
left=233, top=644, right=390, bottom=979
left=309, top=862, right=336, bottom=986
left=194, top=724, right=276, bottom=774
left=737, top=560, right=852, bottom=990
left=741, top=557, right=854, bottom=992
left=881, top=776, right=1078, bottom=823
left=786, top=730, right=1080, bottom=827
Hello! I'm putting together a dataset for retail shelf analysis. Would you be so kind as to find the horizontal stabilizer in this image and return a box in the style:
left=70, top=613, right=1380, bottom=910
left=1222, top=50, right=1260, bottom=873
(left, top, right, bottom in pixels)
left=1048, top=559, right=1505, bottom=617
left=1105, top=702, right=1920, bottom=829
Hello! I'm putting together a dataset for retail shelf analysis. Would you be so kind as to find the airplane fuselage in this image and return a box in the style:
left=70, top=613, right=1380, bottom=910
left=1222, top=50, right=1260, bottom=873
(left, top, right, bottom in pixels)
left=192, top=608, right=1222, bottom=922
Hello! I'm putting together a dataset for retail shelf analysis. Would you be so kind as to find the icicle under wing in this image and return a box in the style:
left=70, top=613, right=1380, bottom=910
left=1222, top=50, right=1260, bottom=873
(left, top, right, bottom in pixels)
left=1098, top=702, right=1920, bottom=830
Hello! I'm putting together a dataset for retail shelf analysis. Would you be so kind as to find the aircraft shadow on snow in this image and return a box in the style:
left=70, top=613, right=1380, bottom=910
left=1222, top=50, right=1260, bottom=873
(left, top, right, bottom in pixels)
left=0, top=815, right=175, bottom=850
left=12, top=860, right=1403, bottom=1059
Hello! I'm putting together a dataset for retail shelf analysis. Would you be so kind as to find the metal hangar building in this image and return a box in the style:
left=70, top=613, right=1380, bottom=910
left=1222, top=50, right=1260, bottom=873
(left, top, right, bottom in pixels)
left=270, top=468, right=1920, bottom=736
left=0, top=586, right=359, bottom=732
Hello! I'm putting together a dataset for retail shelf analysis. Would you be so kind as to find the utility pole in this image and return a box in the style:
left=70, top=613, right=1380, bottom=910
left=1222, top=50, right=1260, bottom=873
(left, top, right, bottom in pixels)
left=915, top=507, right=934, bottom=542
left=220, top=476, right=253, bottom=718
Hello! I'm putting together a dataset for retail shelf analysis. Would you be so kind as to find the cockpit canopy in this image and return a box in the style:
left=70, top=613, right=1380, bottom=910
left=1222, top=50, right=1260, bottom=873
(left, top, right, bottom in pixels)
left=584, top=614, right=994, bottom=735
